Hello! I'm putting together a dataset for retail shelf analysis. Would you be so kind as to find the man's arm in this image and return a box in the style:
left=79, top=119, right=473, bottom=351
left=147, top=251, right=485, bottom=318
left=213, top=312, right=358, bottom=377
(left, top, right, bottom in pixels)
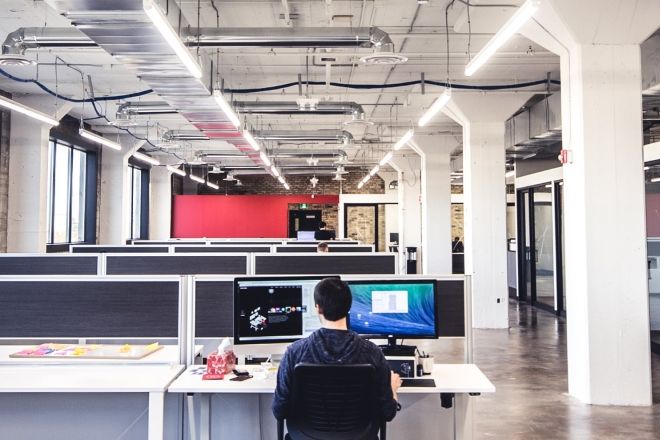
left=373, top=351, right=399, bottom=422
left=272, top=349, right=294, bottom=420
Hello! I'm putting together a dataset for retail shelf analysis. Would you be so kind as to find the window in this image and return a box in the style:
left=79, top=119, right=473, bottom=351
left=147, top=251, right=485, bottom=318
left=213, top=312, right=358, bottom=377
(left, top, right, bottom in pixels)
left=46, top=139, right=92, bottom=244
left=128, top=165, right=149, bottom=240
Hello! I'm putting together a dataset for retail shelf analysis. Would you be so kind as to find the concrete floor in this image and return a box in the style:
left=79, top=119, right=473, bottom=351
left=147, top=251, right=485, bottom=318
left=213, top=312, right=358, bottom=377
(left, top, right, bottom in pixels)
left=472, top=301, right=660, bottom=440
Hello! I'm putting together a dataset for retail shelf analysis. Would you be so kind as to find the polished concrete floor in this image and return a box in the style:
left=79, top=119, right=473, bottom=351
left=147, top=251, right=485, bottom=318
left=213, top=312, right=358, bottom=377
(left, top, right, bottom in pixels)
left=472, top=301, right=660, bottom=440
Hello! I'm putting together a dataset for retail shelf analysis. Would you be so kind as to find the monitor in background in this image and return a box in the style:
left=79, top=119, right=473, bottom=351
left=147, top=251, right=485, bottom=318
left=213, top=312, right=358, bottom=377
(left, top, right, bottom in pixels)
left=347, top=280, right=438, bottom=354
left=297, top=230, right=316, bottom=241
left=233, top=276, right=339, bottom=345
left=389, top=233, right=399, bottom=244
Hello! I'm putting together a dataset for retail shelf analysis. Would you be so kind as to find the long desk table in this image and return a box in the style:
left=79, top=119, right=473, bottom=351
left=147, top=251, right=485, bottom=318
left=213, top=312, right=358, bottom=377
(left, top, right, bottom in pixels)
left=0, top=345, right=194, bottom=440
left=169, top=363, right=495, bottom=440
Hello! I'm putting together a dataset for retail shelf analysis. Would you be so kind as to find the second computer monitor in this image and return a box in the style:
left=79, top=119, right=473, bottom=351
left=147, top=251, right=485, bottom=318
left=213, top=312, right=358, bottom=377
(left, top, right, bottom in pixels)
left=347, top=279, right=438, bottom=339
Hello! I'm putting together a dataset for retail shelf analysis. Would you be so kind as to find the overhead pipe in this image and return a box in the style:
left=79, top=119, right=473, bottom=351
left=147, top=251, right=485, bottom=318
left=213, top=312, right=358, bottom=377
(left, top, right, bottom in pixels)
left=1, top=27, right=96, bottom=55
left=234, top=101, right=365, bottom=118
left=253, top=130, right=354, bottom=144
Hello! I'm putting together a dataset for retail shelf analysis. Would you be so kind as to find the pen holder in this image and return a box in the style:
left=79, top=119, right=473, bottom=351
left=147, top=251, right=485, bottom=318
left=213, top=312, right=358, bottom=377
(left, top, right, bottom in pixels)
left=421, top=356, right=434, bottom=375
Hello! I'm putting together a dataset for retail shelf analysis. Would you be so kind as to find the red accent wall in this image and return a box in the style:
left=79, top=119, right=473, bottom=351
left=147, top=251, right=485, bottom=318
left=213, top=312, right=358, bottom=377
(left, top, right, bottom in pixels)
left=172, top=194, right=339, bottom=238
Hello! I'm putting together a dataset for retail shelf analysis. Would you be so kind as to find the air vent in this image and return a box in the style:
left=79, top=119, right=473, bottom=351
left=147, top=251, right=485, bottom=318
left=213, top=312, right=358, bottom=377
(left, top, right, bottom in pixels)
left=0, top=54, right=34, bottom=66
left=360, top=52, right=408, bottom=65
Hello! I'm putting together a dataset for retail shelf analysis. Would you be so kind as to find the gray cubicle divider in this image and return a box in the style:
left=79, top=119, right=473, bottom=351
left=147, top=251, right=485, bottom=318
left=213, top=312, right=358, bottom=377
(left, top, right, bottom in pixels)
left=133, top=240, right=207, bottom=245
left=0, top=254, right=99, bottom=275
left=209, top=241, right=283, bottom=246
left=70, top=245, right=170, bottom=253
left=0, top=276, right=183, bottom=339
left=174, top=245, right=272, bottom=253
left=104, top=253, right=250, bottom=275
left=275, top=245, right=374, bottom=253
left=253, top=252, right=397, bottom=275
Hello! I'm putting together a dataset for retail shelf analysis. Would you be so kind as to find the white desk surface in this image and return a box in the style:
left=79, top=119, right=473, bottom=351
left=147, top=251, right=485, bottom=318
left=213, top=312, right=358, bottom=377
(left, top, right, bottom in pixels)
left=168, top=363, right=495, bottom=394
left=0, top=363, right=185, bottom=393
left=0, top=345, right=200, bottom=365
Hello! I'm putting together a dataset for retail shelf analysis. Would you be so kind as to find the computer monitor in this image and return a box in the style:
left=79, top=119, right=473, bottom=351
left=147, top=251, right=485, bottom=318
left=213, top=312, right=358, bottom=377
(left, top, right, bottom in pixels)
left=233, top=276, right=339, bottom=345
left=296, top=230, right=316, bottom=241
left=347, top=280, right=438, bottom=341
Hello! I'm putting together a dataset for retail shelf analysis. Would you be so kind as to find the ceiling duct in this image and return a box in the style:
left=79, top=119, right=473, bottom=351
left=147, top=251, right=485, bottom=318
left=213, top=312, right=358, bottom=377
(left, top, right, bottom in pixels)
left=235, top=101, right=365, bottom=119
left=505, top=92, right=562, bottom=160
left=116, top=101, right=176, bottom=116
left=254, top=130, right=354, bottom=145
left=3, top=25, right=398, bottom=54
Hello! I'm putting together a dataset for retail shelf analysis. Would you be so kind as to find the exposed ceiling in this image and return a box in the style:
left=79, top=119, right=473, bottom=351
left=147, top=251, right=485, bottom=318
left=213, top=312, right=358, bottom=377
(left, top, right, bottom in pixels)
left=0, top=0, right=563, bottom=179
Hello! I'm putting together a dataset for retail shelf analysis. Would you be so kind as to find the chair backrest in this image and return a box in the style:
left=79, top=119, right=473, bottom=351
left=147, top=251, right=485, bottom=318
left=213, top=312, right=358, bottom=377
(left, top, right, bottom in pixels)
left=287, top=363, right=384, bottom=440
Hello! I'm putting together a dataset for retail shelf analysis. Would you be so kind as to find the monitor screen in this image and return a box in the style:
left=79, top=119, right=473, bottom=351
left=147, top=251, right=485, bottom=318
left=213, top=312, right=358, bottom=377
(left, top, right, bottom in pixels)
left=296, top=230, right=316, bottom=241
left=347, top=280, right=438, bottom=338
left=234, top=276, right=338, bottom=344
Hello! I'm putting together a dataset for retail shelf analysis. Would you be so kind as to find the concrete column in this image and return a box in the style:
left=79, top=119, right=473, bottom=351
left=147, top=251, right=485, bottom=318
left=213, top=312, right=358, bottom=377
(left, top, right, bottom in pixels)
left=444, top=95, right=528, bottom=329
left=6, top=98, right=71, bottom=252
left=98, top=137, right=140, bottom=245
left=390, top=154, right=421, bottom=273
left=408, top=136, right=454, bottom=274
left=518, top=0, right=660, bottom=406
left=149, top=165, right=172, bottom=240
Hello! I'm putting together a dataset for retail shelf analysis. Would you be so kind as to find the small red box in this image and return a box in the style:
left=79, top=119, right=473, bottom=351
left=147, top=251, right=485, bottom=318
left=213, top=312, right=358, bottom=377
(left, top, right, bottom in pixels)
left=203, top=351, right=237, bottom=380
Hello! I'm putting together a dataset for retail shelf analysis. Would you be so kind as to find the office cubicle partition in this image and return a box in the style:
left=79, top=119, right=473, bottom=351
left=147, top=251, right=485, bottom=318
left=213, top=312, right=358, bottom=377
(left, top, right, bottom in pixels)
left=70, top=245, right=170, bottom=253
left=105, top=253, right=250, bottom=275
left=174, top=245, right=271, bottom=253
left=0, top=277, right=181, bottom=338
left=133, top=240, right=207, bottom=245
left=254, top=253, right=397, bottom=275
left=0, top=254, right=99, bottom=275
left=274, top=245, right=374, bottom=253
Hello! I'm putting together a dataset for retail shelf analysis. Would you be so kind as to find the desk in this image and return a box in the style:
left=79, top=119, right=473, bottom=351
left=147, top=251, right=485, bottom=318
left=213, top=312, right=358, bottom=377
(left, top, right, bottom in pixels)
left=0, top=345, right=197, bottom=440
left=169, top=363, right=495, bottom=440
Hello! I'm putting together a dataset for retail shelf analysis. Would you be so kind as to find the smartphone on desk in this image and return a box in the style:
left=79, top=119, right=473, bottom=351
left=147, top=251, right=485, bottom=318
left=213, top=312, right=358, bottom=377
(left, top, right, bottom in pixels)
left=230, top=375, right=253, bottom=382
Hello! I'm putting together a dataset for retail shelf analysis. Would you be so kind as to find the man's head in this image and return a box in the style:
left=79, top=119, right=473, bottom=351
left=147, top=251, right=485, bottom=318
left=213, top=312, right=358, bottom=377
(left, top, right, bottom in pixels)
left=317, top=242, right=329, bottom=253
left=318, top=221, right=327, bottom=229
left=314, top=278, right=352, bottom=322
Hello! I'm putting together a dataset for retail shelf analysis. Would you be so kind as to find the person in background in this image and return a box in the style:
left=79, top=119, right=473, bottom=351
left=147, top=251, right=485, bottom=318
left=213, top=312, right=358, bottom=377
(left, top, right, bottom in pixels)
left=317, top=242, right=329, bottom=253
left=314, top=221, right=336, bottom=241
left=452, top=236, right=464, bottom=253
left=272, top=278, right=401, bottom=426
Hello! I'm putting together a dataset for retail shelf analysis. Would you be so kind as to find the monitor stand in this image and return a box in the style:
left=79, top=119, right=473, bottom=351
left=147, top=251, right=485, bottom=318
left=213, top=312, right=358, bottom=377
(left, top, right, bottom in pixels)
left=379, top=336, right=417, bottom=357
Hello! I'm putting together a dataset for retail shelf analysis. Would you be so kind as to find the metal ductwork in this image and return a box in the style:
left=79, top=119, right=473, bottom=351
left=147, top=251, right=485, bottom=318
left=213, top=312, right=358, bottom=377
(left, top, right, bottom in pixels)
left=186, top=27, right=394, bottom=51
left=234, top=101, right=365, bottom=118
left=116, top=101, right=176, bottom=116
left=505, top=92, right=562, bottom=159
left=254, top=130, right=354, bottom=145
left=3, top=25, right=396, bottom=54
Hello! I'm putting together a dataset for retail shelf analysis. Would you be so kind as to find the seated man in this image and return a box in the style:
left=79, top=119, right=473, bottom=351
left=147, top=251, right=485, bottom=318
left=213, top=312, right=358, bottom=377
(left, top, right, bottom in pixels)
left=272, top=278, right=401, bottom=424
left=316, top=241, right=329, bottom=253
left=314, top=221, right=336, bottom=241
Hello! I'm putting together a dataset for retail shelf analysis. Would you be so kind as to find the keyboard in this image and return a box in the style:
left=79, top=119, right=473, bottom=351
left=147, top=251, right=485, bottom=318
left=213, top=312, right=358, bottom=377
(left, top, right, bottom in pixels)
left=400, top=378, right=436, bottom=388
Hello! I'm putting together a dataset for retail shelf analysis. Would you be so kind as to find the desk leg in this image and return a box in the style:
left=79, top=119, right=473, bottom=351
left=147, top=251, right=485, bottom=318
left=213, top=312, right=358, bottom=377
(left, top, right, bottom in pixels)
left=199, top=394, right=211, bottom=440
left=148, top=392, right=165, bottom=440
left=454, top=394, right=473, bottom=440
left=186, top=394, right=197, bottom=440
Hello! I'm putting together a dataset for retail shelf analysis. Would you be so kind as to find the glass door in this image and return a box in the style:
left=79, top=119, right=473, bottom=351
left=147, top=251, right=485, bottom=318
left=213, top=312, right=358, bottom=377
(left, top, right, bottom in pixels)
left=517, top=189, right=533, bottom=301
left=532, top=185, right=556, bottom=311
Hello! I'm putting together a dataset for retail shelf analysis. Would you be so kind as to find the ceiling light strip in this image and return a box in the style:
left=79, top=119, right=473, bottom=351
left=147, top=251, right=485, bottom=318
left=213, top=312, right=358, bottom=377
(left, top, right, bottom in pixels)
left=213, top=91, right=240, bottom=128
left=167, top=165, right=186, bottom=177
left=133, top=151, right=160, bottom=166
left=79, top=128, right=122, bottom=151
left=0, top=95, right=59, bottom=126
left=189, top=174, right=205, bottom=184
left=418, top=89, right=451, bottom=127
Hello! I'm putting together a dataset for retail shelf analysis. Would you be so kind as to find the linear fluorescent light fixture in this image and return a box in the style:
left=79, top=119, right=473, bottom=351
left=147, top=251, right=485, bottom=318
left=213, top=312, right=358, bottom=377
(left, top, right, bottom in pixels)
left=278, top=176, right=285, bottom=184
left=393, top=129, right=414, bottom=151
left=0, top=95, right=59, bottom=126
left=133, top=151, right=160, bottom=166
left=369, top=166, right=380, bottom=176
left=357, top=181, right=364, bottom=189
left=260, top=152, right=271, bottom=167
left=167, top=165, right=186, bottom=177
left=79, top=128, right=121, bottom=151
left=189, top=174, right=205, bottom=184
left=143, top=0, right=203, bottom=79
left=651, top=177, right=660, bottom=183
left=207, top=181, right=219, bottom=190
left=271, top=165, right=280, bottom=178
left=213, top=91, right=240, bottom=128
left=379, top=152, right=393, bottom=166
left=418, top=89, right=451, bottom=127
left=464, top=0, right=540, bottom=77
left=362, top=175, right=371, bottom=183
left=283, top=182, right=290, bottom=190
left=243, top=130, right=261, bottom=151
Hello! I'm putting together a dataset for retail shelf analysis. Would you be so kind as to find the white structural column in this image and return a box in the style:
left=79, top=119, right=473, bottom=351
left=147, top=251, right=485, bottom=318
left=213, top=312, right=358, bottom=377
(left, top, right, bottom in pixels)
left=519, top=0, right=660, bottom=405
left=6, top=98, right=71, bottom=252
left=408, top=135, right=454, bottom=274
left=390, top=155, right=421, bottom=274
left=149, top=165, right=172, bottom=240
left=98, top=137, right=141, bottom=244
left=444, top=95, right=528, bottom=329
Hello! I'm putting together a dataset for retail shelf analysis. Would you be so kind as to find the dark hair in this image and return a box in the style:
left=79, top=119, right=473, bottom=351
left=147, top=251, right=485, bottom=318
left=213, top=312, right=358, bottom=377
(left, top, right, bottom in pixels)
left=318, top=221, right=327, bottom=229
left=317, top=242, right=329, bottom=252
left=314, top=278, right=352, bottom=321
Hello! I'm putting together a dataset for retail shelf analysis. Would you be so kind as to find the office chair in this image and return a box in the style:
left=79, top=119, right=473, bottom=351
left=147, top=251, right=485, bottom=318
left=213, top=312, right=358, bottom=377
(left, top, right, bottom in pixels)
left=277, top=363, right=387, bottom=440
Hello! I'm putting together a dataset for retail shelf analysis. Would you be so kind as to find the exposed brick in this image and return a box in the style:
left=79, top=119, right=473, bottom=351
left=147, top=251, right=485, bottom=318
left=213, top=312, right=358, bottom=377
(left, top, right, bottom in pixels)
left=0, top=108, right=9, bottom=252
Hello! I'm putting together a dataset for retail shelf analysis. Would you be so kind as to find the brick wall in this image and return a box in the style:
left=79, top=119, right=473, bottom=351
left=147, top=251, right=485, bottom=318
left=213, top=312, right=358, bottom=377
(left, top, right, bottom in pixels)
left=194, top=171, right=385, bottom=195
left=451, top=203, right=464, bottom=241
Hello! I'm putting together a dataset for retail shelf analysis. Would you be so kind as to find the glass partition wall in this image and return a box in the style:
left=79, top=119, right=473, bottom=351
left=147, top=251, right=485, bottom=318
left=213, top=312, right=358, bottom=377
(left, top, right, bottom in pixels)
left=516, top=182, right=565, bottom=315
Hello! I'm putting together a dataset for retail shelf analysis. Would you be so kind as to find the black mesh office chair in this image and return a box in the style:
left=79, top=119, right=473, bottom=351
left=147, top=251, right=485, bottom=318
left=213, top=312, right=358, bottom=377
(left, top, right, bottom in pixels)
left=277, top=363, right=387, bottom=440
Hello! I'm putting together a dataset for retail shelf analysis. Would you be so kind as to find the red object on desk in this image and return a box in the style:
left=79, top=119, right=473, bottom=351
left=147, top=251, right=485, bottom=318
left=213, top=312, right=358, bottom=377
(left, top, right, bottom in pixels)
left=203, top=351, right=237, bottom=380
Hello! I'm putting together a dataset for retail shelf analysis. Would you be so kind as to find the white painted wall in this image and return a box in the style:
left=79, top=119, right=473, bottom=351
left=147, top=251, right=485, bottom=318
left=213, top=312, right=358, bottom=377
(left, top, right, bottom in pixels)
left=149, top=166, right=172, bottom=240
